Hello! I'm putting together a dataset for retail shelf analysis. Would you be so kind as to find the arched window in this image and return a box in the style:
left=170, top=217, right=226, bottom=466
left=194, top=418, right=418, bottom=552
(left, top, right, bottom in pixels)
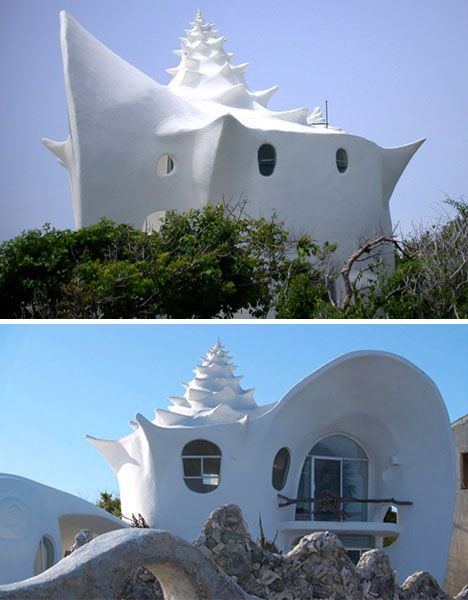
left=258, top=144, right=276, bottom=176
left=182, top=439, right=221, bottom=493
left=33, top=535, right=55, bottom=575
left=272, top=447, right=290, bottom=491
left=336, top=148, right=348, bottom=173
left=296, top=435, right=368, bottom=522
left=156, top=153, right=175, bottom=176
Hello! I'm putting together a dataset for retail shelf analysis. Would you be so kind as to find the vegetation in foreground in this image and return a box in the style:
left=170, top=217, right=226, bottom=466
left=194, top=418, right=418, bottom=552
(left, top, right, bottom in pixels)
left=0, top=199, right=466, bottom=319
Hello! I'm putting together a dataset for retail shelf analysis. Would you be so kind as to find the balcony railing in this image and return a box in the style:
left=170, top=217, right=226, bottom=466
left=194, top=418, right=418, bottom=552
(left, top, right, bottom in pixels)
left=278, top=490, right=412, bottom=522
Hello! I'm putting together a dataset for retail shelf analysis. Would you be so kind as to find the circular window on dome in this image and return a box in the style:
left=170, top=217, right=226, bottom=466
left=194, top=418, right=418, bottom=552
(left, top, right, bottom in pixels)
left=258, top=144, right=276, bottom=176
left=336, top=148, right=348, bottom=173
left=272, top=447, right=290, bottom=491
left=156, top=153, right=175, bottom=176
left=182, top=439, right=221, bottom=493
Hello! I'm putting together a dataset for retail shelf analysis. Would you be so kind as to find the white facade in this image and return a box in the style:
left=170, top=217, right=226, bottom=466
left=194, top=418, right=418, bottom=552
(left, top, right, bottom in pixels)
left=89, top=341, right=455, bottom=585
left=44, top=11, right=424, bottom=271
left=0, top=474, right=126, bottom=585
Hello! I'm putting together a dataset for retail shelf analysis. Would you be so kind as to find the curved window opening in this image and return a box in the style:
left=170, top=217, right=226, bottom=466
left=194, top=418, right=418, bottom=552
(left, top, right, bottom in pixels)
left=336, top=148, right=348, bottom=173
left=33, top=535, right=55, bottom=575
left=295, top=435, right=368, bottom=522
left=182, top=439, right=221, bottom=493
left=383, top=505, right=398, bottom=548
left=272, top=447, right=290, bottom=491
left=156, top=154, right=175, bottom=176
left=258, top=144, right=276, bottom=176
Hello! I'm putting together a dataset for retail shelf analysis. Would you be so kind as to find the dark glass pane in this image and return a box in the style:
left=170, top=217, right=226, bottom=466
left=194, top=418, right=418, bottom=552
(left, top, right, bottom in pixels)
left=339, top=535, right=374, bottom=548
left=314, top=458, right=341, bottom=521
left=184, top=478, right=207, bottom=493
left=258, top=144, right=276, bottom=176
left=182, top=439, right=221, bottom=456
left=347, top=549, right=361, bottom=565
left=203, top=457, right=221, bottom=475
left=183, top=457, right=201, bottom=477
left=43, top=537, right=55, bottom=569
left=342, top=459, right=368, bottom=521
left=336, top=148, right=348, bottom=173
left=295, top=456, right=312, bottom=521
left=272, top=447, right=290, bottom=491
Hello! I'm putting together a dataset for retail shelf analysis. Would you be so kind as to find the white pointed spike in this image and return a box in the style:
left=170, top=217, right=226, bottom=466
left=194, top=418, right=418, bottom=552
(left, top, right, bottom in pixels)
left=42, top=137, right=69, bottom=167
left=249, top=85, right=279, bottom=108
left=207, top=36, right=227, bottom=50
left=273, top=107, right=309, bottom=125
left=85, top=435, right=138, bottom=473
left=165, top=67, right=178, bottom=76
left=382, top=138, right=426, bottom=202
left=231, top=62, right=249, bottom=76
left=217, top=62, right=231, bottom=77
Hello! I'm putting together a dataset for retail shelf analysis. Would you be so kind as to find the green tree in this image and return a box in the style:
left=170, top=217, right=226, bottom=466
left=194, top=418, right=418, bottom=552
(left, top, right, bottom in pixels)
left=97, top=491, right=122, bottom=518
left=0, top=205, right=333, bottom=319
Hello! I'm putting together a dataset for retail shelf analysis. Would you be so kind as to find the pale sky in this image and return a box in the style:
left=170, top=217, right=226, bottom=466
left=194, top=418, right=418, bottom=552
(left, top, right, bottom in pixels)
left=0, top=323, right=466, bottom=501
left=1, top=0, right=467, bottom=240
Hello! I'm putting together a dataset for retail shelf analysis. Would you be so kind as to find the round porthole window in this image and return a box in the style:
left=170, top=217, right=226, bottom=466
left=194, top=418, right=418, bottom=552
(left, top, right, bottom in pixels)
left=156, top=154, right=175, bottom=176
left=336, top=148, right=348, bottom=173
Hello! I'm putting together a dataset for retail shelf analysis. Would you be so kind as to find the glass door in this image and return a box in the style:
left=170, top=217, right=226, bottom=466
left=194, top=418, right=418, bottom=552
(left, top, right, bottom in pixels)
left=313, top=458, right=341, bottom=521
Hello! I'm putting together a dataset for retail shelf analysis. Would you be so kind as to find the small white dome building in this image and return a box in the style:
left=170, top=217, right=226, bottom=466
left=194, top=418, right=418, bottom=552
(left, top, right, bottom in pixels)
left=0, top=474, right=126, bottom=585
left=44, top=11, right=425, bottom=272
left=89, top=340, right=455, bottom=585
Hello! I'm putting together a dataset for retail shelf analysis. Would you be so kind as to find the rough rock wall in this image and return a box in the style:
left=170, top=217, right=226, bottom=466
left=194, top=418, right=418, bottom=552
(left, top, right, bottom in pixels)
left=2, top=504, right=467, bottom=600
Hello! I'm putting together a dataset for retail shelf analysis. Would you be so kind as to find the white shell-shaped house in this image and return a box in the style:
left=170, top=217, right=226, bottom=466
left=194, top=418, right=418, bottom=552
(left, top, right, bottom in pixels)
left=44, top=11, right=425, bottom=270
left=88, top=340, right=455, bottom=585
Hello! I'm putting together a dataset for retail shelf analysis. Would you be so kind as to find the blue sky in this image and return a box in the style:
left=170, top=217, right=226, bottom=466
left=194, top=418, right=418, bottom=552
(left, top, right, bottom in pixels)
left=0, top=323, right=466, bottom=502
left=1, top=0, right=467, bottom=241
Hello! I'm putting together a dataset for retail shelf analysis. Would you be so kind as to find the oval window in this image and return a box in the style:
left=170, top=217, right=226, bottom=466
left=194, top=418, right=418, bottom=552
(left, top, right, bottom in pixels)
left=336, top=148, right=348, bottom=173
left=182, top=439, right=221, bottom=493
left=258, top=144, right=276, bottom=176
left=156, top=154, right=175, bottom=176
left=272, top=447, right=290, bottom=491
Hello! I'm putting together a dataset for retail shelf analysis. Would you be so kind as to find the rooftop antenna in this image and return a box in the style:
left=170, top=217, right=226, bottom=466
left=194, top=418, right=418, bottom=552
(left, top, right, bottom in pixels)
left=325, top=100, right=329, bottom=128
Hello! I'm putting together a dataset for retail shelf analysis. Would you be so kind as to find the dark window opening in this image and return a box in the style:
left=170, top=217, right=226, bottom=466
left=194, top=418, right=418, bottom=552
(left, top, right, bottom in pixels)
left=182, top=439, right=221, bottom=493
left=258, top=144, right=276, bottom=176
left=272, top=447, right=290, bottom=491
left=462, top=453, right=468, bottom=489
left=336, top=148, right=348, bottom=173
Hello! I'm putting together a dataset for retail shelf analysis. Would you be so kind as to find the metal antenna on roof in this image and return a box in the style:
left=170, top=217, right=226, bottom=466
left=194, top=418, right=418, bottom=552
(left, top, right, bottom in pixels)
left=325, top=100, right=329, bottom=128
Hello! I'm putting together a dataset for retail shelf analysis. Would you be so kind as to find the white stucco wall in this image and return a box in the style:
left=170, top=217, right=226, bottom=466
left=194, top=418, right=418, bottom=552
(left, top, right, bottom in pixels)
left=90, top=350, right=455, bottom=585
left=0, top=474, right=126, bottom=585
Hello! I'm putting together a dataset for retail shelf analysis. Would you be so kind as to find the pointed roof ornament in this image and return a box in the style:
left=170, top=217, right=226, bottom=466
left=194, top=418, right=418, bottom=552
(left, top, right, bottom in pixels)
left=167, top=12, right=280, bottom=110
left=153, top=340, right=269, bottom=427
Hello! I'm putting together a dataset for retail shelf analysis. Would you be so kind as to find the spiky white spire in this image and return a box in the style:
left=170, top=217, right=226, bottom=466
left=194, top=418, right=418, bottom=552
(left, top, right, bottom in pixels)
left=154, top=339, right=271, bottom=427
left=167, top=11, right=278, bottom=110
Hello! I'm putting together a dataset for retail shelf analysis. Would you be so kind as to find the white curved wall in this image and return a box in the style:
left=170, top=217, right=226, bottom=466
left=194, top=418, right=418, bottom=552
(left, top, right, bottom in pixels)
left=0, top=474, right=126, bottom=584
